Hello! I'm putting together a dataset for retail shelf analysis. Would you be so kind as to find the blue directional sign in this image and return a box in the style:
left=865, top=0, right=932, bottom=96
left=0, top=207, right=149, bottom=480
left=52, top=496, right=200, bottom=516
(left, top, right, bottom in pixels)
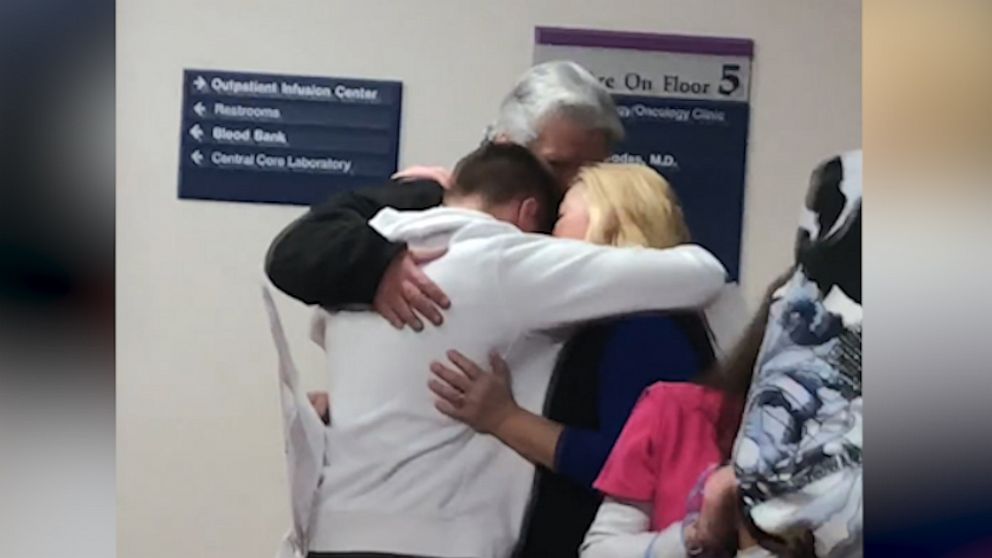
left=178, top=69, right=403, bottom=205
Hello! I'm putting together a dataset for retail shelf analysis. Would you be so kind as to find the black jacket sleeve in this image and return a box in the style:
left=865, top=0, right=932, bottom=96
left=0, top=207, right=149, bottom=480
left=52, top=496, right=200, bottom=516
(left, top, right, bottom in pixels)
left=264, top=179, right=445, bottom=307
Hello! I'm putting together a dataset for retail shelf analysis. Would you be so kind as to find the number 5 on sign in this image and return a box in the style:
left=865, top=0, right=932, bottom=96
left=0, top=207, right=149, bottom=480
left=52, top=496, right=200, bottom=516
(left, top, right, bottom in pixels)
left=719, top=64, right=741, bottom=96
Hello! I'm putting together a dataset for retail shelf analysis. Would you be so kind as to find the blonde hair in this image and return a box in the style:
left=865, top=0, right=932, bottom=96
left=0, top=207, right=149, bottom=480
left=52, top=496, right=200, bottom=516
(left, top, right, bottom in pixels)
left=575, top=163, right=691, bottom=249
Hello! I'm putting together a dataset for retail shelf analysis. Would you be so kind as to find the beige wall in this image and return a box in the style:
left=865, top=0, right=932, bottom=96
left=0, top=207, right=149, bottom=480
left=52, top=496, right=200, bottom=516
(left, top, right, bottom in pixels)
left=116, top=1, right=860, bottom=556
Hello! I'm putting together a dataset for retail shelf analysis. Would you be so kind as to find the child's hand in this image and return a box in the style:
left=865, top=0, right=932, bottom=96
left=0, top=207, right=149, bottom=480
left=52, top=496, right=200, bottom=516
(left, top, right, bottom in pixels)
left=684, top=465, right=738, bottom=556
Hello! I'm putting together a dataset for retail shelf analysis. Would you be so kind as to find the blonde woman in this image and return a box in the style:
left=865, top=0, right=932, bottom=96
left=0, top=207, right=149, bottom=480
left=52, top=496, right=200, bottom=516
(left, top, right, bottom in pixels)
left=429, top=163, right=733, bottom=558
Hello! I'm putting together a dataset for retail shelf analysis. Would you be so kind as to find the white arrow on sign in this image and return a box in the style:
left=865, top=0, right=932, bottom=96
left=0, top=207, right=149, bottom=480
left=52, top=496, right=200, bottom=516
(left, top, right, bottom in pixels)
left=193, top=102, right=207, bottom=117
left=191, top=150, right=204, bottom=165
left=193, top=75, right=208, bottom=91
left=189, top=124, right=204, bottom=141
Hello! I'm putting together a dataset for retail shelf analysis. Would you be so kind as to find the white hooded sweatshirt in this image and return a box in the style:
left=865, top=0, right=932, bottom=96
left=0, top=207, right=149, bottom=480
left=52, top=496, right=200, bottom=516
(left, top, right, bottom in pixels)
left=303, top=206, right=728, bottom=558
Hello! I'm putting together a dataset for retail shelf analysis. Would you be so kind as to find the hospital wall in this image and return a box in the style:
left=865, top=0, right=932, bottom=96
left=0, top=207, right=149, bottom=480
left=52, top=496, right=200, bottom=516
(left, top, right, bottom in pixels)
left=116, top=1, right=861, bottom=556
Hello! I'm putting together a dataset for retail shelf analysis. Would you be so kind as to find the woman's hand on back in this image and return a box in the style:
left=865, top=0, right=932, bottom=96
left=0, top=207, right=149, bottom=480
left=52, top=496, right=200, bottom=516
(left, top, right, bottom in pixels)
left=428, top=350, right=517, bottom=434
left=430, top=350, right=564, bottom=470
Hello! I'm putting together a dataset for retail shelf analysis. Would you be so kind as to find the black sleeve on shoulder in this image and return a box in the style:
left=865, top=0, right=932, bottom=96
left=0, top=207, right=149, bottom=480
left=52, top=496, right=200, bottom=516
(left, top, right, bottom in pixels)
left=264, top=179, right=444, bottom=307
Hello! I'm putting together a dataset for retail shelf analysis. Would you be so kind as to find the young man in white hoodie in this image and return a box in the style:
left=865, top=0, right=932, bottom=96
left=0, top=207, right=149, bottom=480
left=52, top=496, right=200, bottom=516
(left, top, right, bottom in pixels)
left=307, top=143, right=728, bottom=558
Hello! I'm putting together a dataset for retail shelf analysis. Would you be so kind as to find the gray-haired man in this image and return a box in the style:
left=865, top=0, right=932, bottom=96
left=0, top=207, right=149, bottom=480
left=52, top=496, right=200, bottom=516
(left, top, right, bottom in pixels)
left=266, top=61, right=623, bottom=322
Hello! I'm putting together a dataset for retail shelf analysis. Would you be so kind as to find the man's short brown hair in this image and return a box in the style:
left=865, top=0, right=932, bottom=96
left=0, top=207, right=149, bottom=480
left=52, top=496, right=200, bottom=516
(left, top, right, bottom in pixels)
left=449, top=143, right=562, bottom=233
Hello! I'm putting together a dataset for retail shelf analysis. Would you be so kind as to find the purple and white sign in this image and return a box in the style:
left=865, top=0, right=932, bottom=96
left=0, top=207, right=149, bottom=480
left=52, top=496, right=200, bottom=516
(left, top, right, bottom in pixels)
left=535, top=27, right=753, bottom=280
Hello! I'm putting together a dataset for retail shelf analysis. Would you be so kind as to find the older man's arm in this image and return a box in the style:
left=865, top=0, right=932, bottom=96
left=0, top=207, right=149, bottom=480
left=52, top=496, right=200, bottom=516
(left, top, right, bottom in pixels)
left=265, top=179, right=449, bottom=329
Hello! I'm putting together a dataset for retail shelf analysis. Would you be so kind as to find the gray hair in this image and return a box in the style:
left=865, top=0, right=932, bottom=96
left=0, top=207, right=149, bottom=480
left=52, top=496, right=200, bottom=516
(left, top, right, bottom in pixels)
left=486, top=61, right=624, bottom=146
